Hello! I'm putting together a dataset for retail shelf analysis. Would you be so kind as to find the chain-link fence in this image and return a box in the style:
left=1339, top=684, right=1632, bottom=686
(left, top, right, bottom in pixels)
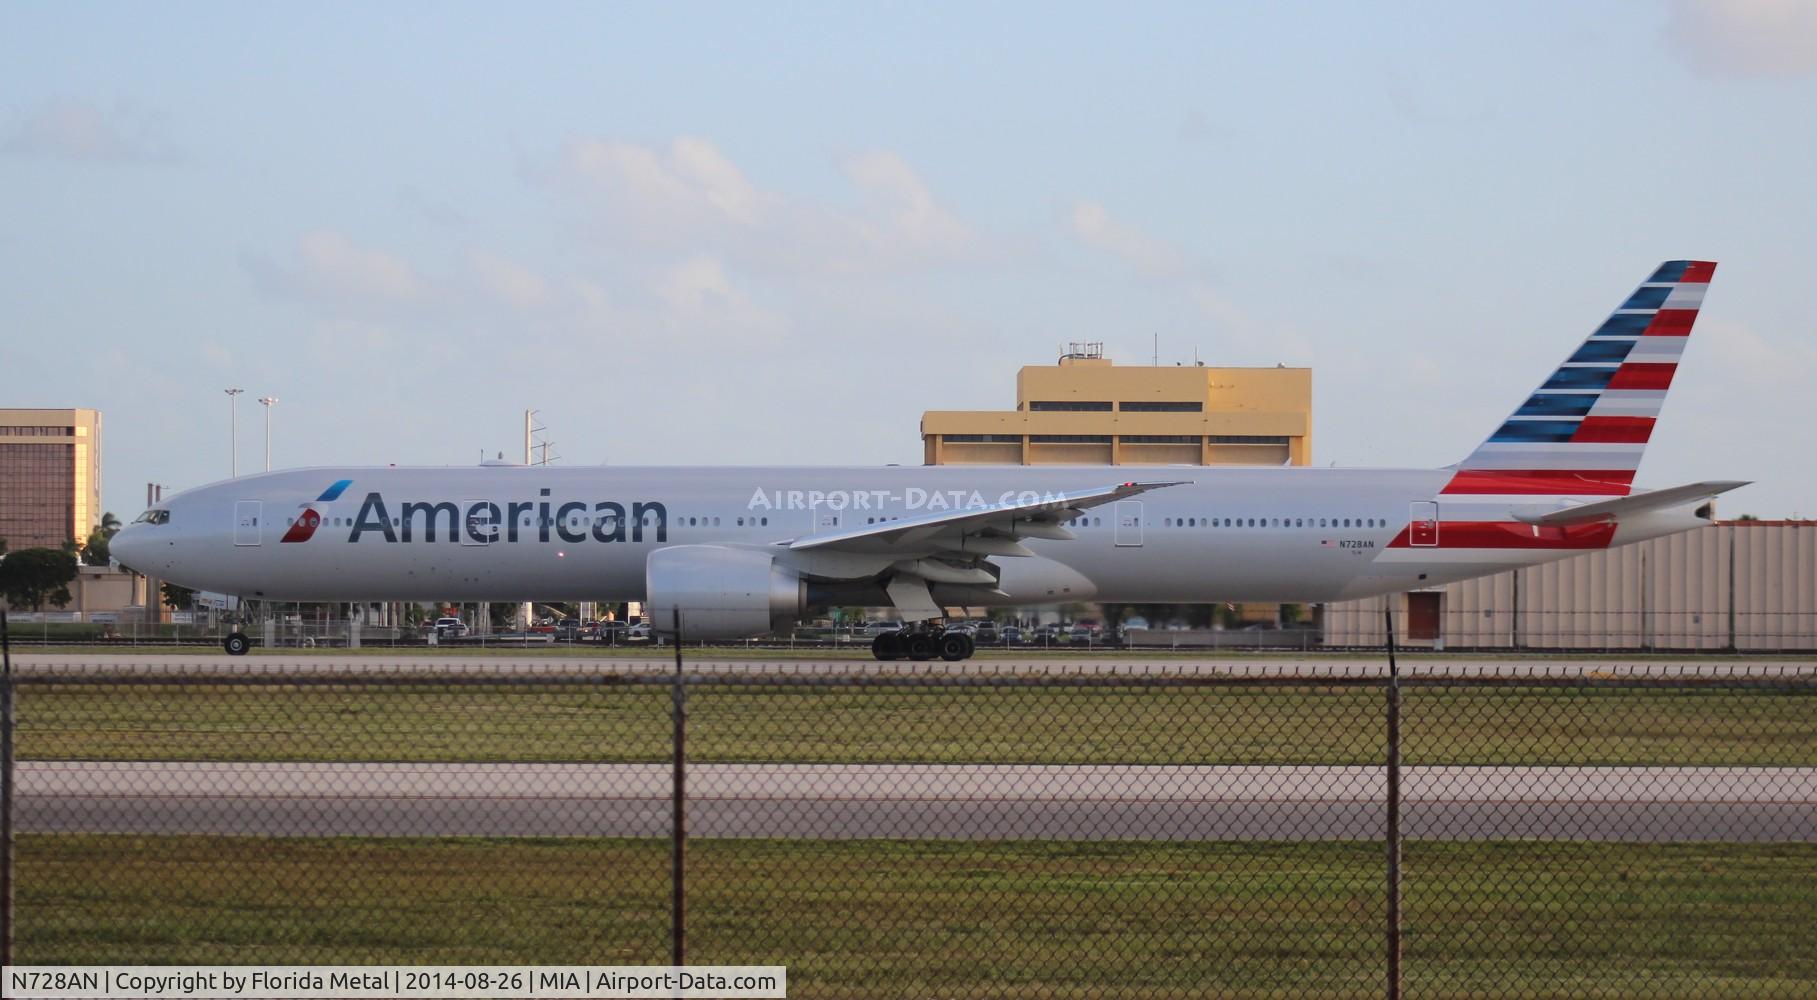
left=1, top=652, right=1812, bottom=996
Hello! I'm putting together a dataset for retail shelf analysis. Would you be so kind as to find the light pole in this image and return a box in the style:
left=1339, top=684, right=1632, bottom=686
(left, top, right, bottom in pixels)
left=258, top=396, right=278, bottom=471
left=225, top=388, right=244, bottom=477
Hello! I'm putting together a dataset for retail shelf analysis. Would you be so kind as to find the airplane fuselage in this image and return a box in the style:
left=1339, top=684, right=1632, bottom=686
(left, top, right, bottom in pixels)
left=116, top=464, right=1708, bottom=607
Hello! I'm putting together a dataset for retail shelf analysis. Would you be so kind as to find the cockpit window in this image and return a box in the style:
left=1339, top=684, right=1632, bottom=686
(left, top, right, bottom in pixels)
left=134, top=509, right=171, bottom=525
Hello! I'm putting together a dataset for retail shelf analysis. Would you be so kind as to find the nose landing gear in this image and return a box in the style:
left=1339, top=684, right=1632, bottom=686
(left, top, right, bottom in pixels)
left=223, top=632, right=251, bottom=656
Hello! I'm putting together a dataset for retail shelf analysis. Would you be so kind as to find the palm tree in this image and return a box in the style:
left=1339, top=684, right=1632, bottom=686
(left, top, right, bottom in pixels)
left=100, top=511, right=123, bottom=539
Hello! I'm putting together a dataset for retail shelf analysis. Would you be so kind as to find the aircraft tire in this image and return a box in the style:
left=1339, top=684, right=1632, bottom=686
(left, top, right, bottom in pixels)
left=906, top=634, right=937, bottom=661
left=938, top=633, right=970, bottom=662
left=223, top=632, right=250, bottom=656
left=872, top=633, right=903, bottom=661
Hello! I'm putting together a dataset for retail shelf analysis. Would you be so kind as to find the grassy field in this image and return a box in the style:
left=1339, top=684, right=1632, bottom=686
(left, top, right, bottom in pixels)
left=17, top=683, right=1815, bottom=766
left=17, top=835, right=1813, bottom=997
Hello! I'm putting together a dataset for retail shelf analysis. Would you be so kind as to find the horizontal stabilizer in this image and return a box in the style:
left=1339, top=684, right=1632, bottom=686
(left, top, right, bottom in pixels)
left=1515, top=481, right=1749, bottom=526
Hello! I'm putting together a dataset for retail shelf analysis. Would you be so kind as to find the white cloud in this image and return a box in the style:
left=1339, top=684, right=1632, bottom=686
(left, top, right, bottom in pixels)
left=1186, top=281, right=1315, bottom=365
left=670, top=137, right=767, bottom=225
left=296, top=230, right=424, bottom=301
left=552, top=136, right=976, bottom=274
left=1, top=98, right=176, bottom=163
left=1665, top=0, right=1817, bottom=77
left=469, top=251, right=551, bottom=309
left=1700, top=316, right=1817, bottom=385
left=842, top=151, right=974, bottom=257
left=1068, top=201, right=1186, bottom=278
left=655, top=255, right=786, bottom=338
left=564, top=136, right=775, bottom=233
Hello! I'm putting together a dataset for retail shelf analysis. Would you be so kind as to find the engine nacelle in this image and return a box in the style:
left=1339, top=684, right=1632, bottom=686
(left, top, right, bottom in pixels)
left=645, top=544, right=806, bottom=640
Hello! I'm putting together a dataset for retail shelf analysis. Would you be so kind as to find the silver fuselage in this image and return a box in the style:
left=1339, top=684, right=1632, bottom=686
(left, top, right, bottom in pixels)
left=112, top=464, right=1708, bottom=607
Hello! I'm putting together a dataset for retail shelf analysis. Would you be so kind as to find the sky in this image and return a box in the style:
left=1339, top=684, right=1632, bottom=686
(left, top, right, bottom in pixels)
left=3, top=1, right=1815, bottom=520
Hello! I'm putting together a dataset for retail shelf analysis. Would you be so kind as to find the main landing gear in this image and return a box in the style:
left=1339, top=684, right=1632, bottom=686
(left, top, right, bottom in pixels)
left=872, top=624, right=974, bottom=662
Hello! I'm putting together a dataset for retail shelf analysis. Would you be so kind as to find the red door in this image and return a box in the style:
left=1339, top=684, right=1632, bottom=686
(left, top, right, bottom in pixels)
left=1410, top=501, right=1439, bottom=546
left=1406, top=592, right=1442, bottom=641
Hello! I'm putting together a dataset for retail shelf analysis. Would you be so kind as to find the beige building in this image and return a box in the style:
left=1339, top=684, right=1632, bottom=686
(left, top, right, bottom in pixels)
left=1323, top=521, right=1817, bottom=652
left=0, top=408, right=103, bottom=550
left=922, top=345, right=1311, bottom=467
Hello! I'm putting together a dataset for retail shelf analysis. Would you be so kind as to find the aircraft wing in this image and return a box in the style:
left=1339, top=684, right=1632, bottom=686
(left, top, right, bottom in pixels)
left=1514, top=481, right=1750, bottom=527
left=787, top=480, right=1187, bottom=556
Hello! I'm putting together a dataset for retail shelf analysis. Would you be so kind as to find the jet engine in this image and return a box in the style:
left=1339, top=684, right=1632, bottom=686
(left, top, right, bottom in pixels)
left=644, top=544, right=807, bottom=640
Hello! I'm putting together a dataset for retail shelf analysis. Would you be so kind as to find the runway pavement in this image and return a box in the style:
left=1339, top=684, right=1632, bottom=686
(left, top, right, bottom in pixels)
left=16, top=761, right=1814, bottom=842
left=10, top=650, right=1815, bottom=679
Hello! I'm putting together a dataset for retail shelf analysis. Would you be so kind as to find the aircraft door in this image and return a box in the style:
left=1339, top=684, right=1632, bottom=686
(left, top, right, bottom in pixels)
left=234, top=501, right=262, bottom=546
left=1410, top=501, right=1439, bottom=547
left=1114, top=500, right=1144, bottom=547
left=462, top=500, right=496, bottom=546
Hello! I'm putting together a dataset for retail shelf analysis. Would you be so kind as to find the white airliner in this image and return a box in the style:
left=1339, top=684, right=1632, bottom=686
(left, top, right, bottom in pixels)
left=113, top=261, right=1745, bottom=660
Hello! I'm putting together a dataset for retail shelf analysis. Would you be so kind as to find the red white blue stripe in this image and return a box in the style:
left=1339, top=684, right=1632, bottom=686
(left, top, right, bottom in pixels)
left=1445, top=260, right=1713, bottom=497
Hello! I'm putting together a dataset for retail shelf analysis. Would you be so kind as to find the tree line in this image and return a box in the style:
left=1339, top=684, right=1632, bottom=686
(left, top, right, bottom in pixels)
left=0, top=510, right=132, bottom=612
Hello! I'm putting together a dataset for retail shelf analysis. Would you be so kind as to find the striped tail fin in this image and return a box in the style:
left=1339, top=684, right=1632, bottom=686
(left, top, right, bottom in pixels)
left=1444, top=260, right=1715, bottom=497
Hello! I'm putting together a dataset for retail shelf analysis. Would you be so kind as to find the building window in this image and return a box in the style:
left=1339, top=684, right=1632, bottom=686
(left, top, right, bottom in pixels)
left=1119, top=401, right=1202, bottom=412
left=1028, top=401, right=1112, bottom=411
left=1121, top=435, right=1199, bottom=444
left=943, top=434, right=1023, bottom=443
left=1029, top=434, right=1113, bottom=443
left=1208, top=435, right=1290, bottom=445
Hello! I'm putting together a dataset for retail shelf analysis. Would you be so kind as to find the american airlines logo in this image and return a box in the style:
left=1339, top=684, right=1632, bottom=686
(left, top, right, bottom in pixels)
left=279, top=479, right=353, bottom=543
left=283, top=481, right=669, bottom=545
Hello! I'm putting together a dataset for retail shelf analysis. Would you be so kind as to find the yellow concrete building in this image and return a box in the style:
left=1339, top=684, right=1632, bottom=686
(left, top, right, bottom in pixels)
left=0, top=408, right=103, bottom=549
left=921, top=345, right=1311, bottom=467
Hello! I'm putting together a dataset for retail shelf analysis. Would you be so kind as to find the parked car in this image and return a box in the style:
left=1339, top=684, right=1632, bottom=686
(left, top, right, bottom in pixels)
left=972, top=621, right=999, bottom=644
left=554, top=618, right=584, bottom=641
left=593, top=620, right=631, bottom=642
left=866, top=620, right=905, bottom=637
left=430, top=617, right=467, bottom=638
left=1030, top=623, right=1065, bottom=644
left=999, top=625, right=1022, bottom=645
left=627, top=622, right=653, bottom=641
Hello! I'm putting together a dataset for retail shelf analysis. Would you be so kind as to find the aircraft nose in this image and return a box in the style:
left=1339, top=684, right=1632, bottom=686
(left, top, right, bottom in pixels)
left=110, top=526, right=147, bottom=572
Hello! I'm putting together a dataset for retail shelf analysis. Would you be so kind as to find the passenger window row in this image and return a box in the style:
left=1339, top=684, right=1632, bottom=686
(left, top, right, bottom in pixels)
left=1159, top=516, right=1391, bottom=529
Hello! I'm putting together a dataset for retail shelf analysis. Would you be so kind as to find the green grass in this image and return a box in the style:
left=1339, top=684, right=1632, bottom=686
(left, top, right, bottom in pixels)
left=18, top=835, right=1814, bottom=997
left=17, top=684, right=1814, bottom=766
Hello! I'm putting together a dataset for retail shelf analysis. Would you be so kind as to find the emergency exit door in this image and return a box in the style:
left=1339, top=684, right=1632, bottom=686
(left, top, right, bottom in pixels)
left=1114, top=501, right=1144, bottom=547
left=234, top=500, right=262, bottom=546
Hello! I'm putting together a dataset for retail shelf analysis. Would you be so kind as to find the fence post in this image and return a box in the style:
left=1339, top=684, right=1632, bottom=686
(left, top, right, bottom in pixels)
left=2, top=608, right=14, bottom=965
left=670, top=609, right=687, bottom=966
left=1384, top=606, right=1402, bottom=1000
